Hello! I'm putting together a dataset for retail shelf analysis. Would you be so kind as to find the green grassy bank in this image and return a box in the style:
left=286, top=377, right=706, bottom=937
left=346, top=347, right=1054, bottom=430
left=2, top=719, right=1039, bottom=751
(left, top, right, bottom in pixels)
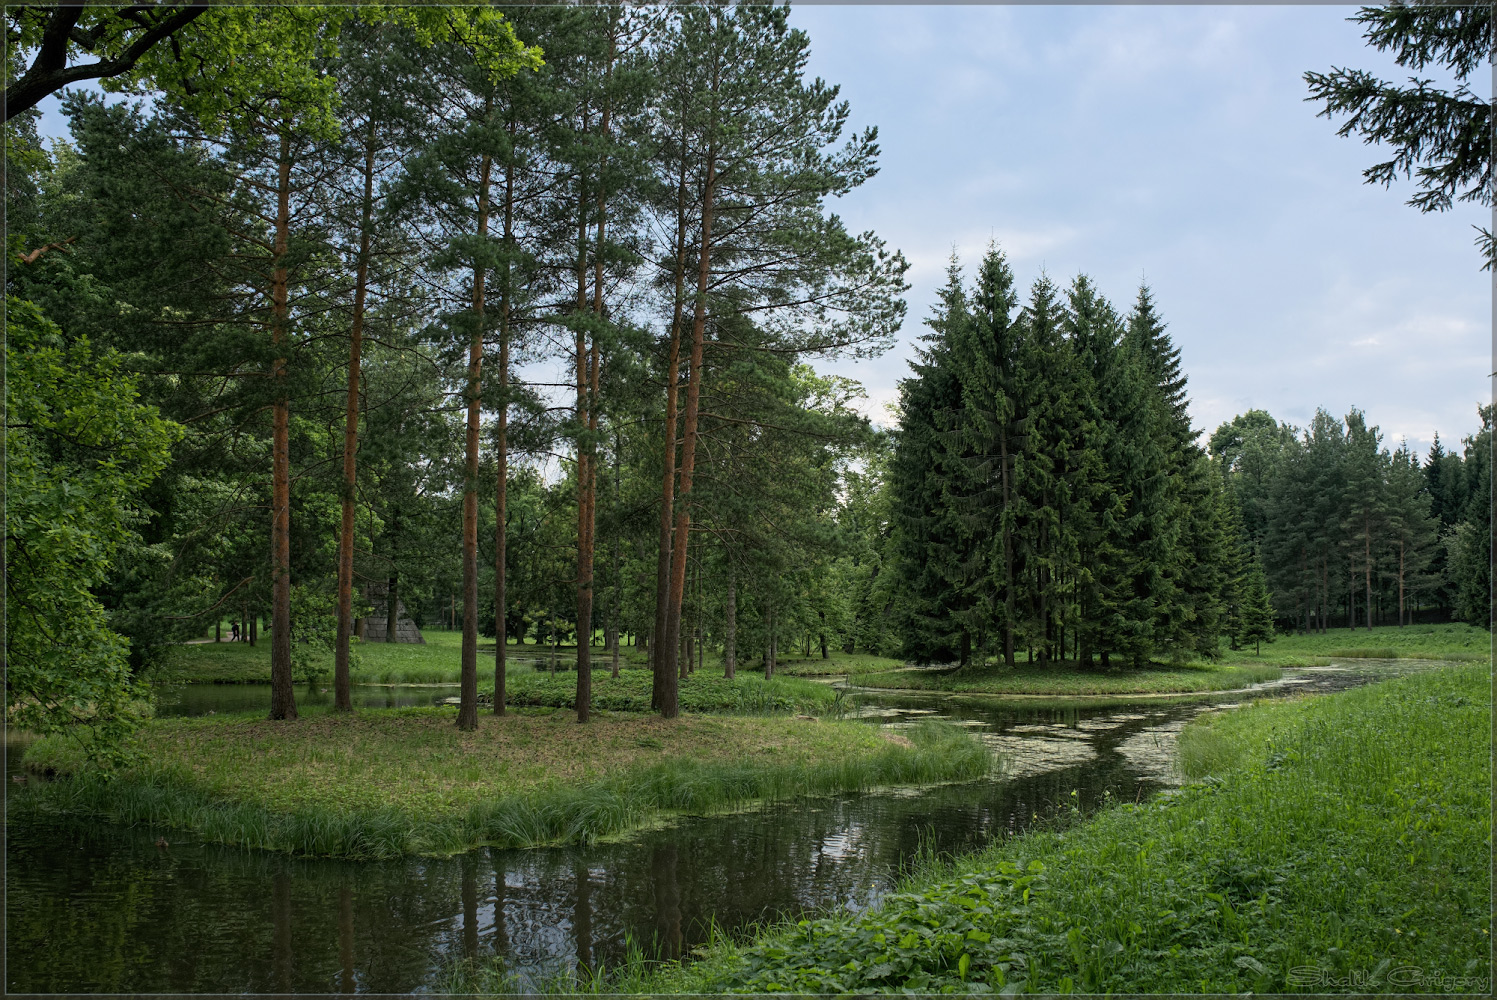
left=16, top=711, right=989, bottom=860
left=578, top=663, right=1490, bottom=994
left=1219, top=621, right=1491, bottom=667
left=855, top=660, right=1282, bottom=697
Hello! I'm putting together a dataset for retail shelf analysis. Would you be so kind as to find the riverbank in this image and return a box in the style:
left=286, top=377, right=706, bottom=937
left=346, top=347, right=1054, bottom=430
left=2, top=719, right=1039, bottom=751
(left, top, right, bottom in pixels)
left=853, top=660, right=1281, bottom=696
left=570, top=662, right=1490, bottom=994
left=16, top=711, right=990, bottom=859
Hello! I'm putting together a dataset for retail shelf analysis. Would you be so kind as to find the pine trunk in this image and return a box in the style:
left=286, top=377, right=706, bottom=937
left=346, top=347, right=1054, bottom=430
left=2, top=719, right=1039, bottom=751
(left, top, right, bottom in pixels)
left=651, top=140, right=691, bottom=716
left=662, top=147, right=716, bottom=715
left=493, top=142, right=513, bottom=717
left=334, top=127, right=377, bottom=714
left=457, top=151, right=494, bottom=733
left=723, top=567, right=736, bottom=678
left=268, top=126, right=297, bottom=722
left=1398, top=537, right=1406, bottom=627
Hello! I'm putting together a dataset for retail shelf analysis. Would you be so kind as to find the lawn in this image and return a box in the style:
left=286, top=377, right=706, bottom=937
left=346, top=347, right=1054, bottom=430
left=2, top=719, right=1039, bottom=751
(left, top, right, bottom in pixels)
left=165, top=630, right=646, bottom=685
left=588, top=662, right=1490, bottom=994
left=18, top=710, right=990, bottom=859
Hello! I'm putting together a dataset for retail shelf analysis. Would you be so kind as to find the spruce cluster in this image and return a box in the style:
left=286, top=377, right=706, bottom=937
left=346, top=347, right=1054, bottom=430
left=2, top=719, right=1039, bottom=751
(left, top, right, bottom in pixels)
left=886, top=247, right=1237, bottom=669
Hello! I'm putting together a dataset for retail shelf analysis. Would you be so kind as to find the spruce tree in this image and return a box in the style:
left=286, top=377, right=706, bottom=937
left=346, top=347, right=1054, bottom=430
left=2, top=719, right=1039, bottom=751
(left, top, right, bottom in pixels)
left=948, top=245, right=1023, bottom=666
left=888, top=260, right=971, bottom=662
left=1239, top=556, right=1276, bottom=655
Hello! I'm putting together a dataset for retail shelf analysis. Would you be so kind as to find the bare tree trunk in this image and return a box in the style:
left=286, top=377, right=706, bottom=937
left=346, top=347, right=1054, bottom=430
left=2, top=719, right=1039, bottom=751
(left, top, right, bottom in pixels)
left=1000, top=437, right=1014, bottom=666
left=1364, top=516, right=1373, bottom=632
left=268, top=125, right=297, bottom=722
left=494, top=136, right=514, bottom=717
left=766, top=609, right=776, bottom=680
left=574, top=168, right=595, bottom=724
left=334, top=125, right=377, bottom=714
left=1398, top=537, right=1406, bottom=627
left=1348, top=561, right=1356, bottom=631
left=723, top=566, right=736, bottom=678
left=652, top=137, right=690, bottom=716
left=611, top=429, right=622, bottom=679
left=662, top=144, right=717, bottom=714
left=457, top=151, right=494, bottom=733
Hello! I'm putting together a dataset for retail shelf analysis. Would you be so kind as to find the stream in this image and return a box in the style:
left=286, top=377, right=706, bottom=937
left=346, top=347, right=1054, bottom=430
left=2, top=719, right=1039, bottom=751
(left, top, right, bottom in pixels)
left=3, top=658, right=1452, bottom=993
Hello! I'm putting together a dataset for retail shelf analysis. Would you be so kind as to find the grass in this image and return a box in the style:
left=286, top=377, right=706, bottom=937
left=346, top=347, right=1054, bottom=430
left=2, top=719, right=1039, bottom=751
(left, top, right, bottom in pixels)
left=16, top=710, right=990, bottom=859
left=498, top=666, right=842, bottom=715
left=578, top=662, right=1490, bottom=994
left=1217, top=621, right=1492, bottom=667
left=854, top=660, right=1283, bottom=697
left=160, top=630, right=652, bottom=685
left=747, top=649, right=907, bottom=677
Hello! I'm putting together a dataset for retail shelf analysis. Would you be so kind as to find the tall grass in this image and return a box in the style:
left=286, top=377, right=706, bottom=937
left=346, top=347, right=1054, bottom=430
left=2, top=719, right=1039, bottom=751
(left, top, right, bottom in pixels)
left=15, top=720, right=989, bottom=860
left=585, top=663, right=1491, bottom=994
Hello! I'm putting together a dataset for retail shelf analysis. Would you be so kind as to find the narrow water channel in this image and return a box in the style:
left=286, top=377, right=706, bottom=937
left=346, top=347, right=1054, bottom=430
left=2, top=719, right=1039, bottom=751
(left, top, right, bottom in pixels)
left=3, top=659, right=1449, bottom=993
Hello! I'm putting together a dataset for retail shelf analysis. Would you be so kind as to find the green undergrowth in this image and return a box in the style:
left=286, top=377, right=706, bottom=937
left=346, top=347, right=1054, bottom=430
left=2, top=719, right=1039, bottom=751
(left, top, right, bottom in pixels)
left=579, top=663, right=1490, bottom=994
left=15, top=712, right=989, bottom=859
left=498, top=666, right=841, bottom=715
left=854, top=660, right=1281, bottom=696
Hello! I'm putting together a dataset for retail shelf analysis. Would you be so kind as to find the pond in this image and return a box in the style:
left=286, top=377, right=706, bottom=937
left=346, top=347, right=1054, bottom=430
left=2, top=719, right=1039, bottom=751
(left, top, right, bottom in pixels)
left=2, top=659, right=1452, bottom=993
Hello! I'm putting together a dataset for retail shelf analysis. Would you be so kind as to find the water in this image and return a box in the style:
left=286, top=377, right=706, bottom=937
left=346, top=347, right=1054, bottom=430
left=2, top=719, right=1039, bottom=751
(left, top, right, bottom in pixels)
left=3, top=659, right=1453, bottom=993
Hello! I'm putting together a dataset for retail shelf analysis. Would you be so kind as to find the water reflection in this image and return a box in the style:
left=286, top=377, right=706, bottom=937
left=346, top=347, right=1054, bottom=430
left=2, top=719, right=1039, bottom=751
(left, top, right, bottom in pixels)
left=5, top=659, right=1455, bottom=993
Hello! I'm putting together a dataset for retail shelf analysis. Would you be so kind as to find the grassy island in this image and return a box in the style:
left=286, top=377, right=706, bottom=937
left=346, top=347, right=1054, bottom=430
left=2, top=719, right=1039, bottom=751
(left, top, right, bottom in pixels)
left=853, top=660, right=1282, bottom=697
left=17, top=710, right=990, bottom=860
left=575, top=663, right=1490, bottom=994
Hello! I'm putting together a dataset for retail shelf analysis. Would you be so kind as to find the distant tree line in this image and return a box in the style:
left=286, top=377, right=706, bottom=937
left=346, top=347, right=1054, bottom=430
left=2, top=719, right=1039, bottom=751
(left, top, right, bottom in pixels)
left=1212, top=404, right=1491, bottom=632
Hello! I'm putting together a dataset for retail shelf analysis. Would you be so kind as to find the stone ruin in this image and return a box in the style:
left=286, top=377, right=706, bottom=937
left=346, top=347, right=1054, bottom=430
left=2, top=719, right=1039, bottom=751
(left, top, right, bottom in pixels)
left=358, top=582, right=425, bottom=644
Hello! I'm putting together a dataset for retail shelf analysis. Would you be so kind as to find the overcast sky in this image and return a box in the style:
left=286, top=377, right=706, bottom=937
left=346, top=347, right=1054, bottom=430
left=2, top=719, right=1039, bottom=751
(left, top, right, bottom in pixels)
left=34, top=4, right=1489, bottom=459
left=788, top=3, right=1490, bottom=458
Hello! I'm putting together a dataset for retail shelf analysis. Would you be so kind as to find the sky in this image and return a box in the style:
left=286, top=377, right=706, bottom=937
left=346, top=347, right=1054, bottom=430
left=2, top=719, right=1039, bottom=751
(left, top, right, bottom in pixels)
left=783, top=3, right=1491, bottom=458
left=32, top=4, right=1489, bottom=460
